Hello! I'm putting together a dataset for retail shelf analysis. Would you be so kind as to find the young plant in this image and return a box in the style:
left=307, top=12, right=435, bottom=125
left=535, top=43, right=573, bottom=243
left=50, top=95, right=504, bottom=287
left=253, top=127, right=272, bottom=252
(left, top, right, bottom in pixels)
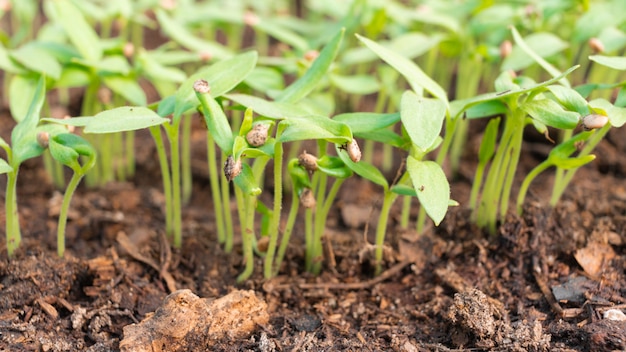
left=0, top=76, right=64, bottom=256
left=44, top=133, right=96, bottom=257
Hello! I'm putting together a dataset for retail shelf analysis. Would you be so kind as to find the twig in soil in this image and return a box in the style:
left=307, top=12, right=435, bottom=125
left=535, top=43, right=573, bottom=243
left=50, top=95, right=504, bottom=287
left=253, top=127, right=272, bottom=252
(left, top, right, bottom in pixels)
left=299, top=261, right=410, bottom=290
left=116, top=231, right=177, bottom=293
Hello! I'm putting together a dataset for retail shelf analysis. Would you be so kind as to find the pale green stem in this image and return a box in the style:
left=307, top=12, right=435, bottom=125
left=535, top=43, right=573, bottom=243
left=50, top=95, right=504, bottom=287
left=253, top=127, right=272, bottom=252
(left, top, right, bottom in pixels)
left=221, top=163, right=234, bottom=253
left=6, top=169, right=21, bottom=256
left=275, top=186, right=299, bottom=275
left=375, top=190, right=398, bottom=276
left=310, top=177, right=343, bottom=275
left=150, top=126, right=174, bottom=237
left=264, top=142, right=283, bottom=279
left=237, top=194, right=257, bottom=282
left=57, top=170, right=85, bottom=257
left=165, top=122, right=183, bottom=248
left=182, top=114, right=192, bottom=204
left=517, top=161, right=551, bottom=215
left=207, top=134, right=226, bottom=245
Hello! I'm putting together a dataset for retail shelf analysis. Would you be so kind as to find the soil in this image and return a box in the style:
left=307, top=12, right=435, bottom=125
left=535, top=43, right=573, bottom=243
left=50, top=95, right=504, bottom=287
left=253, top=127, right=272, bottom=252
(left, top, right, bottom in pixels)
left=2, top=101, right=626, bottom=352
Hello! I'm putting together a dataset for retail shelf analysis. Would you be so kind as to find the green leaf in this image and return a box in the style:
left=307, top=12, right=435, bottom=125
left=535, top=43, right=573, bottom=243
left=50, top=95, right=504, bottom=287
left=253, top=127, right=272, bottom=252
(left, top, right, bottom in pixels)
left=277, top=115, right=352, bottom=144
left=82, top=107, right=169, bottom=133
left=154, top=9, right=231, bottom=60
left=552, top=155, right=595, bottom=169
left=589, top=55, right=626, bottom=70
left=356, top=34, right=448, bottom=104
left=275, top=28, right=345, bottom=103
left=522, top=99, right=580, bottom=129
left=10, top=42, right=62, bottom=79
left=0, top=158, right=13, bottom=174
left=406, top=158, right=449, bottom=226
left=333, top=112, right=400, bottom=133
left=197, top=92, right=234, bottom=152
left=390, top=184, right=416, bottom=197
left=449, top=66, right=579, bottom=119
left=50, top=0, right=102, bottom=62
left=11, top=75, right=46, bottom=165
left=233, top=162, right=262, bottom=196
left=51, top=132, right=96, bottom=158
left=549, top=131, right=593, bottom=161
left=547, top=85, right=591, bottom=115
left=590, top=98, right=626, bottom=127
left=316, top=155, right=353, bottom=179
left=9, top=75, right=37, bottom=123
left=502, top=32, right=568, bottom=72
left=478, top=118, right=500, bottom=164
left=509, top=26, right=569, bottom=88
left=175, top=51, right=258, bottom=116
left=465, top=100, right=507, bottom=119
left=225, top=93, right=310, bottom=119
left=401, top=91, right=446, bottom=152
left=137, top=50, right=186, bottom=83
left=243, top=67, right=284, bottom=92
left=254, top=19, right=309, bottom=52
left=342, top=32, right=441, bottom=66
left=336, top=146, right=388, bottom=190
left=49, top=137, right=80, bottom=170
left=329, top=74, right=379, bottom=95
left=102, top=76, right=147, bottom=106
left=356, top=129, right=406, bottom=148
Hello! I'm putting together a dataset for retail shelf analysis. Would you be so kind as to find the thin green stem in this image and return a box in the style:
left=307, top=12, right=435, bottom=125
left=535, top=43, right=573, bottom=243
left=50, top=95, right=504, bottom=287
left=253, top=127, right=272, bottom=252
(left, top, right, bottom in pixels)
left=221, top=163, right=234, bottom=253
left=375, top=190, right=398, bottom=276
left=207, top=134, right=226, bottom=245
left=264, top=142, right=283, bottom=279
left=5, top=169, right=20, bottom=256
left=517, top=161, right=551, bottom=215
left=182, top=114, right=192, bottom=204
left=498, top=114, right=526, bottom=222
left=57, top=170, right=85, bottom=257
left=165, top=122, right=183, bottom=248
left=275, top=186, right=299, bottom=275
left=237, top=194, right=257, bottom=282
left=310, top=177, right=344, bottom=275
left=149, top=126, right=174, bottom=237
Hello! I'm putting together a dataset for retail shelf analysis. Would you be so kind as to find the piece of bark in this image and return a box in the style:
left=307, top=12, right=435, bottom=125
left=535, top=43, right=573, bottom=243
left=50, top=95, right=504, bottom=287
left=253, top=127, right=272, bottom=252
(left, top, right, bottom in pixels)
left=120, top=289, right=268, bottom=352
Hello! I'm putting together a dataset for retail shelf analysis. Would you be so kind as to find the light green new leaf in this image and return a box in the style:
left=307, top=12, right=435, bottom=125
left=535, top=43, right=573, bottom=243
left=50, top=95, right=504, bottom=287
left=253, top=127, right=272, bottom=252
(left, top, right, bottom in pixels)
left=329, top=74, right=379, bottom=95
left=83, top=107, right=169, bottom=133
left=510, top=26, right=569, bottom=88
left=401, top=91, right=446, bottom=152
left=0, top=158, right=12, bottom=174
left=11, top=75, right=46, bottom=164
left=522, top=99, right=580, bottom=129
left=547, top=85, right=591, bottom=115
left=590, top=98, right=626, bottom=127
left=275, top=28, right=345, bottom=104
left=449, top=65, right=579, bottom=119
left=233, top=163, right=262, bottom=196
left=406, top=158, right=449, bottom=226
left=225, top=94, right=310, bottom=119
left=49, top=138, right=80, bottom=170
left=336, top=146, right=388, bottom=190
left=333, top=112, right=400, bottom=133
left=277, top=115, right=352, bottom=144
left=357, top=34, right=448, bottom=104
left=254, top=19, right=309, bottom=52
left=102, top=76, right=147, bottom=106
left=50, top=0, right=102, bottom=62
left=197, top=93, right=234, bottom=152
left=10, top=42, right=62, bottom=79
left=589, top=55, right=626, bottom=70
left=502, top=32, right=568, bottom=72
left=174, top=51, right=258, bottom=116
left=316, top=156, right=353, bottom=179
left=155, top=9, right=231, bottom=60
left=9, top=75, right=37, bottom=123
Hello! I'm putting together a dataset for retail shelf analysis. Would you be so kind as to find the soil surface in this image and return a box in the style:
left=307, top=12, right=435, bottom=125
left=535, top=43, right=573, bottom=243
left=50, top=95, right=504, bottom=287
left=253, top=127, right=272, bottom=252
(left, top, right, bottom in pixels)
left=1, top=104, right=626, bottom=352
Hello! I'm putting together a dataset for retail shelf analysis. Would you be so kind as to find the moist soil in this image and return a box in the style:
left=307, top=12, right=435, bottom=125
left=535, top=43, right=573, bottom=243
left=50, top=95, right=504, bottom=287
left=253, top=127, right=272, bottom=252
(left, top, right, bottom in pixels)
left=1, top=105, right=626, bottom=352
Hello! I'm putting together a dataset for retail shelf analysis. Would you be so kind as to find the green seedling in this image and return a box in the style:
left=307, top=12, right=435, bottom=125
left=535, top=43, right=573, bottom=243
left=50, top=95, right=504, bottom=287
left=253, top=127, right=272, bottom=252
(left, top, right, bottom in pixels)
left=0, top=76, right=65, bottom=256
left=45, top=133, right=96, bottom=257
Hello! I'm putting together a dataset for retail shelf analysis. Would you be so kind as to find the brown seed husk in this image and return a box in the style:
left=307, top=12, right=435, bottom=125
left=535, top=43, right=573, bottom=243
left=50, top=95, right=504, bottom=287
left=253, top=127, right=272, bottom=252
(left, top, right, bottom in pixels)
left=299, top=188, right=316, bottom=209
left=36, top=132, right=50, bottom=148
left=582, top=114, right=608, bottom=131
left=224, top=156, right=242, bottom=182
left=193, top=79, right=210, bottom=94
left=298, top=151, right=318, bottom=172
left=346, top=139, right=361, bottom=163
left=246, top=124, right=269, bottom=147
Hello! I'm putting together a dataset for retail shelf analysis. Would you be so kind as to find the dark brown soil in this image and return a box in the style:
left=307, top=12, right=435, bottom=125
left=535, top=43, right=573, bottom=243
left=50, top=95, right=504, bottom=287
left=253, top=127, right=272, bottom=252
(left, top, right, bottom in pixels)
left=1, top=107, right=626, bottom=352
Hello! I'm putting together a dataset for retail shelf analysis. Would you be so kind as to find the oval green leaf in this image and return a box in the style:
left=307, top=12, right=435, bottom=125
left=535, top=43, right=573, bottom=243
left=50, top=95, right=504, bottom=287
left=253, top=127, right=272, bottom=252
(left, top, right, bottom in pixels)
left=84, top=107, right=169, bottom=133
left=401, top=91, right=446, bottom=152
left=406, top=157, right=449, bottom=226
